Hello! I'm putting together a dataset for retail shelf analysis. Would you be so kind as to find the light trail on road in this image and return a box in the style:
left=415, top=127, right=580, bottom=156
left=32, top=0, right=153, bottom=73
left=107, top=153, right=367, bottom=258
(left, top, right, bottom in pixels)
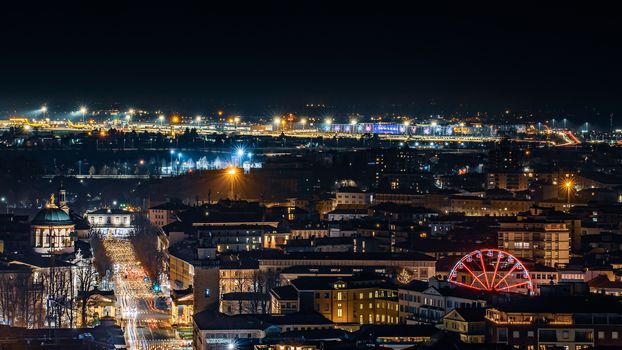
left=101, top=238, right=189, bottom=350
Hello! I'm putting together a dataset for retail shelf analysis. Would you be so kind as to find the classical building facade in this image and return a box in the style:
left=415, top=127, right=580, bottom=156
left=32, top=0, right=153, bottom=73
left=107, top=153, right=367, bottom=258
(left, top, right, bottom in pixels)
left=31, top=194, right=76, bottom=254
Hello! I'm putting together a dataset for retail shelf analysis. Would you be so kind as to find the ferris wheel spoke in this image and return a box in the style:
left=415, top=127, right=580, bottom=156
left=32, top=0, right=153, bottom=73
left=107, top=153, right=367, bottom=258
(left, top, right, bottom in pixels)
left=489, top=254, right=502, bottom=289
left=493, top=264, right=519, bottom=290
left=451, top=280, right=485, bottom=291
left=449, top=249, right=533, bottom=294
left=461, top=262, right=489, bottom=290
left=496, top=281, right=530, bottom=291
left=478, top=253, right=491, bottom=290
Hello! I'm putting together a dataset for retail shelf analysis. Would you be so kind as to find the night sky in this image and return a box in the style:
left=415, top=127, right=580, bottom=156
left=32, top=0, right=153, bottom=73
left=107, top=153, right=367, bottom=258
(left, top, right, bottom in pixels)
left=1, top=4, right=621, bottom=123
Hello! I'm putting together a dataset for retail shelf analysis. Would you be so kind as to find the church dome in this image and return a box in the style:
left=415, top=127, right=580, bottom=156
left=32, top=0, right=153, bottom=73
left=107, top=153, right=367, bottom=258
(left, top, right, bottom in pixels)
left=31, top=207, right=74, bottom=226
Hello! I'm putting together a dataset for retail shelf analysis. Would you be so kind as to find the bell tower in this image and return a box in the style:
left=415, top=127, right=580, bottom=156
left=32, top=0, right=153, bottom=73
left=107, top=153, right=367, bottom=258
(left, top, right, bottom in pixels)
left=59, top=185, right=69, bottom=213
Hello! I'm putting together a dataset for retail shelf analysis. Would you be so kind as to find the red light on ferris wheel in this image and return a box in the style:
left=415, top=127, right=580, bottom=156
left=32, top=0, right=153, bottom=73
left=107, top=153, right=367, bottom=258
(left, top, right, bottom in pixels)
left=447, top=248, right=534, bottom=294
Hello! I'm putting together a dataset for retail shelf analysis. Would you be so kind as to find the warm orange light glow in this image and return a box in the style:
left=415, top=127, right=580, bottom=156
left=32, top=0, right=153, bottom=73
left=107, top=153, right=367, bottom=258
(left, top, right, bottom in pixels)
left=564, top=180, right=573, bottom=189
left=227, top=167, right=237, bottom=176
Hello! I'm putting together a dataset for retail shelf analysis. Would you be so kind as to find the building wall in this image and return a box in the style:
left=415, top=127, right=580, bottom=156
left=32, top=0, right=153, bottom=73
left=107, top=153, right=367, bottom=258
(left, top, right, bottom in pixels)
left=193, top=264, right=220, bottom=313
left=148, top=208, right=177, bottom=228
left=259, top=258, right=435, bottom=281
left=487, top=173, right=530, bottom=191
left=450, top=198, right=533, bottom=216
left=499, top=222, right=570, bottom=267
left=170, top=254, right=195, bottom=289
left=312, top=287, right=399, bottom=326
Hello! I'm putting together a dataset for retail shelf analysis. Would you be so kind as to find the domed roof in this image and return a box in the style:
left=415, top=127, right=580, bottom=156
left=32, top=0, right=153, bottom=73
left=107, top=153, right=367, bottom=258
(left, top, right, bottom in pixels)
left=31, top=208, right=74, bottom=226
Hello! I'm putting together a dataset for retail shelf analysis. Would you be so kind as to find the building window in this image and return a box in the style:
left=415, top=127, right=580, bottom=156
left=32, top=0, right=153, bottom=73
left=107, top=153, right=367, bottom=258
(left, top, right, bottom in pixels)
left=598, top=331, right=605, bottom=340
left=498, top=328, right=508, bottom=342
left=337, top=292, right=343, bottom=301
left=613, top=331, right=619, bottom=340
left=337, top=304, right=343, bottom=317
left=562, top=330, right=569, bottom=339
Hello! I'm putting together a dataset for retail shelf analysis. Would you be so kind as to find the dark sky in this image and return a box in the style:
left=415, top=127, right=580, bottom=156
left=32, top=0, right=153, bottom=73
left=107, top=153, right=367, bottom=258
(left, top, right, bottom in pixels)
left=1, top=4, right=621, bottom=121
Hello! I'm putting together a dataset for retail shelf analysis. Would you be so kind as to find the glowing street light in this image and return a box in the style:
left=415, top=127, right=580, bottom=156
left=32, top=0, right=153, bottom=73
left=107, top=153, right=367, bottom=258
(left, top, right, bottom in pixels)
left=403, top=120, right=411, bottom=135
left=562, top=177, right=574, bottom=204
left=158, top=115, right=165, bottom=126
left=226, top=167, right=238, bottom=199
left=41, top=106, right=48, bottom=113
left=79, top=106, right=87, bottom=124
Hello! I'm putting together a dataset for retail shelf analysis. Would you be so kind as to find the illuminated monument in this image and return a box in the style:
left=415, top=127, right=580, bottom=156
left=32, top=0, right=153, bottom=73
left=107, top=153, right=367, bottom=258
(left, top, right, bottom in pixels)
left=31, top=193, right=76, bottom=254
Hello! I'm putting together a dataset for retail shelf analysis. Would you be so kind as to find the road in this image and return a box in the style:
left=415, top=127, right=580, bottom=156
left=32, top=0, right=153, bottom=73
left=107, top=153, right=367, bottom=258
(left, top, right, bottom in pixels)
left=102, top=238, right=191, bottom=350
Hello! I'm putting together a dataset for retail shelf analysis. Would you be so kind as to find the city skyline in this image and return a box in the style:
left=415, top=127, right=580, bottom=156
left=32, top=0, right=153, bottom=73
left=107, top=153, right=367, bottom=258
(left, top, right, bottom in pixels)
left=2, top=7, right=622, bottom=350
left=1, top=6, right=622, bottom=124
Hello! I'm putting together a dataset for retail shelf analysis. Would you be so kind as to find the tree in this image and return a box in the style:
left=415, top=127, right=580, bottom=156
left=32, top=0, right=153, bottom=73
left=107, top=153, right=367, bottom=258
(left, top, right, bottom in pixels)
left=90, top=233, right=112, bottom=277
left=0, top=269, right=46, bottom=328
left=43, top=265, right=75, bottom=328
left=397, top=268, right=412, bottom=285
left=130, top=213, right=166, bottom=282
left=75, top=259, right=98, bottom=327
left=248, top=270, right=275, bottom=314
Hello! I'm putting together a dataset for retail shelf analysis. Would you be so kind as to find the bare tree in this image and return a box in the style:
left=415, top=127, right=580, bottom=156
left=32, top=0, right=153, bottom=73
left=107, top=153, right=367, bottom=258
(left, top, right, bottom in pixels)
left=90, top=233, right=112, bottom=276
left=43, top=266, right=76, bottom=328
left=231, top=270, right=251, bottom=313
left=75, top=260, right=98, bottom=327
left=130, top=213, right=166, bottom=282
left=0, top=269, right=45, bottom=328
left=249, top=270, right=278, bottom=314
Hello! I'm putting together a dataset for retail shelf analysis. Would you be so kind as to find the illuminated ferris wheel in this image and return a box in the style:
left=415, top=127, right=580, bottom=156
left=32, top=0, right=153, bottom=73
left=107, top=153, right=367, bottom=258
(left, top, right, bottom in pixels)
left=447, top=249, right=534, bottom=294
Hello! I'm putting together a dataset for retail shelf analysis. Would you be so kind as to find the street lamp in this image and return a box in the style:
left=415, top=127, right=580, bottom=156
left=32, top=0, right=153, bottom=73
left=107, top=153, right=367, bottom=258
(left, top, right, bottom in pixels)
left=563, top=179, right=574, bottom=204
left=170, top=150, right=175, bottom=175
left=177, top=152, right=183, bottom=174
left=227, top=167, right=237, bottom=199
left=79, top=106, right=87, bottom=124
left=158, top=115, right=165, bottom=126
left=300, top=118, right=307, bottom=131
left=403, top=120, right=411, bottom=135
